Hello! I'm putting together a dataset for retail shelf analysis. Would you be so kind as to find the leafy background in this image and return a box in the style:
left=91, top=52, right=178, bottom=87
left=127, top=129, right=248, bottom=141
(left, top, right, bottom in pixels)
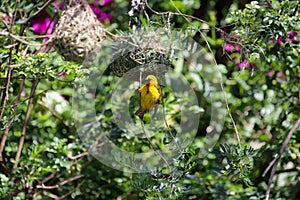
left=0, top=0, right=299, bottom=199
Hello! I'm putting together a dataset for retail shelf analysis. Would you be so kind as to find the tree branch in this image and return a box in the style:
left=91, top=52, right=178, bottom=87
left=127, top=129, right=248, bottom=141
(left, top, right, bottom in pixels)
left=263, top=117, right=300, bottom=200
left=0, top=79, right=25, bottom=169
left=0, top=1, right=18, bottom=122
left=13, top=79, right=40, bottom=170
left=36, top=175, right=84, bottom=189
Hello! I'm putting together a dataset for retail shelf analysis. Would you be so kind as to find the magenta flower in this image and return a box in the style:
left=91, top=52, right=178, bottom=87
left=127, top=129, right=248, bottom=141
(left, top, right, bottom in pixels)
left=269, top=38, right=276, bottom=44
left=237, top=60, right=250, bottom=69
left=286, top=31, right=298, bottom=44
left=277, top=71, right=287, bottom=81
left=225, top=43, right=234, bottom=52
left=31, top=11, right=55, bottom=35
left=234, top=45, right=241, bottom=52
left=277, top=36, right=284, bottom=45
left=288, top=31, right=297, bottom=37
left=224, top=43, right=241, bottom=53
left=267, top=71, right=274, bottom=77
left=89, top=5, right=113, bottom=22
left=4, top=16, right=9, bottom=22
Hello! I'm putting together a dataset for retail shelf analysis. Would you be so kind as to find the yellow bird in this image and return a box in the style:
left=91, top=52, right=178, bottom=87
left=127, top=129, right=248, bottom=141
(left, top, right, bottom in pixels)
left=135, top=75, right=162, bottom=120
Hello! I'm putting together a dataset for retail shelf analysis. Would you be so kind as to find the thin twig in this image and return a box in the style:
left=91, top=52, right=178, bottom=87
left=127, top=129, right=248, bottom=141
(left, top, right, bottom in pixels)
left=43, top=191, right=60, bottom=199
left=140, top=120, right=171, bottom=171
left=0, top=31, right=46, bottom=47
left=41, top=171, right=58, bottom=185
left=0, top=3, right=18, bottom=122
left=263, top=117, right=300, bottom=200
left=219, top=78, right=241, bottom=147
left=262, top=117, right=300, bottom=177
left=10, top=89, right=48, bottom=109
left=0, top=79, right=25, bottom=163
left=57, top=188, right=78, bottom=200
left=145, top=0, right=224, bottom=33
left=13, top=79, right=40, bottom=170
left=67, top=152, right=89, bottom=160
left=37, top=100, right=73, bottom=128
left=161, top=88, right=183, bottom=153
left=160, top=0, right=241, bottom=146
left=36, top=175, right=84, bottom=189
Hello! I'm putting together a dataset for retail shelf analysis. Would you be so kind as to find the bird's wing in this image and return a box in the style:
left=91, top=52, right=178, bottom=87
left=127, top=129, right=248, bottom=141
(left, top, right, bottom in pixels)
left=155, top=83, right=162, bottom=101
left=137, top=85, right=143, bottom=106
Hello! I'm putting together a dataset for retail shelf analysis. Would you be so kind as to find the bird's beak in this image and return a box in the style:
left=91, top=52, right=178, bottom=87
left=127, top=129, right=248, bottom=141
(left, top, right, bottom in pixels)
left=145, top=78, right=150, bottom=83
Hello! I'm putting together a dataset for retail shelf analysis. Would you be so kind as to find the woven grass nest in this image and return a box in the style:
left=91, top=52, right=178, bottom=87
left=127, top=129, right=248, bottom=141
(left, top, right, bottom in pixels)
left=54, top=1, right=106, bottom=63
left=54, top=1, right=172, bottom=76
left=108, top=47, right=171, bottom=77
left=107, top=30, right=173, bottom=77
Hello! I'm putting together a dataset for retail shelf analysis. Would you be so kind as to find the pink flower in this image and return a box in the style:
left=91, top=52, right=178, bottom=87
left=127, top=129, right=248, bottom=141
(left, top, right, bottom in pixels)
left=277, top=37, right=284, bottom=45
left=267, top=71, right=274, bottom=77
left=237, top=60, right=250, bottom=69
left=269, top=38, right=276, bottom=44
left=270, top=36, right=288, bottom=45
left=89, top=5, right=113, bottom=22
left=225, top=43, right=240, bottom=53
left=288, top=31, right=297, bottom=37
left=31, top=11, right=55, bottom=35
left=224, top=43, right=234, bottom=52
left=277, top=71, right=287, bottom=81
left=286, top=31, right=298, bottom=44
left=234, top=45, right=241, bottom=52
left=4, top=16, right=9, bottom=22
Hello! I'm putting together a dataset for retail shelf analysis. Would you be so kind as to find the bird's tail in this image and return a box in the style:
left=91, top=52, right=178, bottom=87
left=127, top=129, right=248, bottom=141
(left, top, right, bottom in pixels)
left=135, top=108, right=144, bottom=120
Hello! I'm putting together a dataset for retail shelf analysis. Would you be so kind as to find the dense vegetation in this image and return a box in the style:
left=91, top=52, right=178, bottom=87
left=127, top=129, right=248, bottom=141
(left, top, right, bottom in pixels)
left=0, top=0, right=299, bottom=199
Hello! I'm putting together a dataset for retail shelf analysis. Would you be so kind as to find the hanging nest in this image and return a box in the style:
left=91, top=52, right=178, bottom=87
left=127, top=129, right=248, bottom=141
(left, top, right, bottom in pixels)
left=54, top=1, right=106, bottom=63
left=108, top=48, right=171, bottom=77
left=108, top=30, right=173, bottom=77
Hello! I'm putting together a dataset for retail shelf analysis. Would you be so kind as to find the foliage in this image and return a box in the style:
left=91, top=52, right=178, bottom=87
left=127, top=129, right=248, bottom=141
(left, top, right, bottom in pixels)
left=0, top=0, right=299, bottom=199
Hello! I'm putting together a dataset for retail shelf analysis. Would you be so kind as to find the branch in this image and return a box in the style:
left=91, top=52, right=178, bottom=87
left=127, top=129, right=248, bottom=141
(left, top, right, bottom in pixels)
left=219, top=79, right=241, bottom=147
left=263, top=117, right=300, bottom=200
left=0, top=3, right=18, bottom=122
left=153, top=0, right=241, bottom=146
left=37, top=101, right=73, bottom=128
left=67, top=152, right=89, bottom=160
left=43, top=188, right=77, bottom=200
left=13, top=79, right=40, bottom=170
left=41, top=171, right=58, bottom=185
left=36, top=175, right=84, bottom=189
left=161, top=89, right=183, bottom=153
left=145, top=0, right=224, bottom=32
left=0, top=79, right=25, bottom=166
left=0, top=31, right=47, bottom=47
left=140, top=120, right=171, bottom=171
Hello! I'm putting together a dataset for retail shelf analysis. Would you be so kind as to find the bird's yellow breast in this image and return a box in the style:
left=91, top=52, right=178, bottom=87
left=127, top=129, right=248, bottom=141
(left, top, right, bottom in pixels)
left=138, top=83, right=161, bottom=111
